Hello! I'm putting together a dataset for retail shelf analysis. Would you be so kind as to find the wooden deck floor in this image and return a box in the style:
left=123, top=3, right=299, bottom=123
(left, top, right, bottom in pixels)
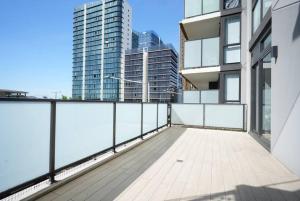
left=35, top=127, right=300, bottom=201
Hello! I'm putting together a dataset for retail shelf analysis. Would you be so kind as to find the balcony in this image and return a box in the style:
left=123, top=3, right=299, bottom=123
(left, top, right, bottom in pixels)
left=1, top=100, right=300, bottom=200
left=181, top=0, right=220, bottom=40
left=181, top=37, right=220, bottom=89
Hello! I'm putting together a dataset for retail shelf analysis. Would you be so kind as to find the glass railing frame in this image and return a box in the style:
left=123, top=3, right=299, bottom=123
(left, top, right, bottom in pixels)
left=0, top=98, right=170, bottom=199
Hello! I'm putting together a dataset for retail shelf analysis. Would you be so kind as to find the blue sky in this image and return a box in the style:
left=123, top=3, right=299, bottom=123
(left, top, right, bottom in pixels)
left=0, top=0, right=183, bottom=98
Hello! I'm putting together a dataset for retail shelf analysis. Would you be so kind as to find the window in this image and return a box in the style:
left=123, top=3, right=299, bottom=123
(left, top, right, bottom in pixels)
left=252, top=0, right=271, bottom=33
left=262, top=32, right=271, bottom=49
left=263, top=0, right=272, bottom=17
left=252, top=0, right=261, bottom=33
left=224, top=16, right=241, bottom=64
left=225, top=73, right=240, bottom=102
left=262, top=53, right=271, bottom=132
left=224, top=0, right=240, bottom=9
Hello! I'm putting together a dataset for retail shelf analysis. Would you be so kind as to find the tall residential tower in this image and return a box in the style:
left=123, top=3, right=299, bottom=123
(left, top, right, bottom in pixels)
left=72, top=0, right=132, bottom=101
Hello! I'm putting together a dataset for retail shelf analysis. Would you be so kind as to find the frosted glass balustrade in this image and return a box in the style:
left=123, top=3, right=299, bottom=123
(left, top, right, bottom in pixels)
left=143, top=104, right=157, bottom=133
left=184, top=40, right=202, bottom=68
left=55, top=103, right=114, bottom=169
left=116, top=103, right=141, bottom=144
left=202, top=37, right=220, bottom=66
left=171, top=104, right=204, bottom=126
left=202, top=0, right=219, bottom=14
left=205, top=104, right=244, bottom=129
left=158, top=104, right=168, bottom=127
left=0, top=102, right=50, bottom=192
left=201, top=90, right=219, bottom=103
left=183, top=91, right=200, bottom=103
left=185, top=0, right=202, bottom=18
left=185, top=0, right=219, bottom=18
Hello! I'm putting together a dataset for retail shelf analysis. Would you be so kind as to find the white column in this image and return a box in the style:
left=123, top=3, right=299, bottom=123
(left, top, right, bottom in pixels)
left=100, top=0, right=106, bottom=101
left=142, top=49, right=149, bottom=102
left=82, top=4, right=87, bottom=100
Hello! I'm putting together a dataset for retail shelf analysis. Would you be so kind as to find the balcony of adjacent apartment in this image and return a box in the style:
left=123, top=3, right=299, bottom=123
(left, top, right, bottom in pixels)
left=1, top=99, right=300, bottom=201
left=180, top=0, right=221, bottom=40
left=181, top=36, right=221, bottom=90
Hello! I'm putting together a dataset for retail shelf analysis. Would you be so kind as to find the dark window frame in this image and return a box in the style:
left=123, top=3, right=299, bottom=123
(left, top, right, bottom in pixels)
left=221, top=13, right=242, bottom=65
left=251, top=0, right=272, bottom=35
left=219, top=70, right=241, bottom=103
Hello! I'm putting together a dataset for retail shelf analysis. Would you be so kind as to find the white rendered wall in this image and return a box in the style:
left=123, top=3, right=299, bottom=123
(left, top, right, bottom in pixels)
left=271, top=0, right=300, bottom=177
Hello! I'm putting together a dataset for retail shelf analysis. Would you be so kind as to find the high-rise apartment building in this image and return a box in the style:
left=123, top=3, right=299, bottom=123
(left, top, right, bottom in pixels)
left=125, top=39, right=178, bottom=103
left=125, top=31, right=178, bottom=103
left=180, top=0, right=300, bottom=177
left=72, top=0, right=132, bottom=101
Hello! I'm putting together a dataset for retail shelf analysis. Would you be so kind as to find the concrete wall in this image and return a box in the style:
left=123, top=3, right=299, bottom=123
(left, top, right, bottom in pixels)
left=243, top=0, right=252, bottom=132
left=271, top=0, right=300, bottom=177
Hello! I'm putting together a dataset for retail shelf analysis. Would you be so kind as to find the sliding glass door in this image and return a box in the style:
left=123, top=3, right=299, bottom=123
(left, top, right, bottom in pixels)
left=251, top=53, right=271, bottom=145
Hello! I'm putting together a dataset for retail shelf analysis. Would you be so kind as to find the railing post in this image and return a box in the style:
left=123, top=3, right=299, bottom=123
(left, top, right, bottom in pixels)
left=156, top=102, right=159, bottom=132
left=169, top=103, right=172, bottom=127
left=243, top=104, right=246, bottom=132
left=49, top=101, right=56, bottom=183
left=203, top=104, right=206, bottom=128
left=199, top=90, right=202, bottom=104
left=141, top=102, right=144, bottom=140
left=113, top=102, right=117, bottom=153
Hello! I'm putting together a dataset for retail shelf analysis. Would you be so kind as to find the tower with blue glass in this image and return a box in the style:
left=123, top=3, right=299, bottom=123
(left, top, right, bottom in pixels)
left=72, top=0, right=132, bottom=101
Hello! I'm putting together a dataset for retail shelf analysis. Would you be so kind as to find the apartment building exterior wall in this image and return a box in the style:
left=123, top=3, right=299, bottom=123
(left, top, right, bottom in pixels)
left=124, top=45, right=178, bottom=103
left=180, top=0, right=244, bottom=105
left=181, top=0, right=300, bottom=177
left=72, top=0, right=132, bottom=101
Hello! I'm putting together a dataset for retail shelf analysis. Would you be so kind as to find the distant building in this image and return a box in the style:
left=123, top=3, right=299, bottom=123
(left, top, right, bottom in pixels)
left=124, top=44, right=178, bottom=103
left=132, top=31, right=139, bottom=49
left=72, top=0, right=132, bottom=101
left=132, top=31, right=163, bottom=49
left=0, top=89, right=28, bottom=98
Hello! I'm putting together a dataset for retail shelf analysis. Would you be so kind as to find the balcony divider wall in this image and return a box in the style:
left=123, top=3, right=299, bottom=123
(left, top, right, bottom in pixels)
left=0, top=99, right=169, bottom=199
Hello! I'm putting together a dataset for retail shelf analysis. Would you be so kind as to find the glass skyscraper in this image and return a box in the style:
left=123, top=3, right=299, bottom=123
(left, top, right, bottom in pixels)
left=132, top=31, right=163, bottom=49
left=72, top=0, right=132, bottom=101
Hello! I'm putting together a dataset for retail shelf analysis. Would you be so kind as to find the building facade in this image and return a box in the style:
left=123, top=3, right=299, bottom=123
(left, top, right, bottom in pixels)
left=180, top=0, right=300, bottom=177
left=124, top=44, right=178, bottom=103
left=72, top=0, right=132, bottom=101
